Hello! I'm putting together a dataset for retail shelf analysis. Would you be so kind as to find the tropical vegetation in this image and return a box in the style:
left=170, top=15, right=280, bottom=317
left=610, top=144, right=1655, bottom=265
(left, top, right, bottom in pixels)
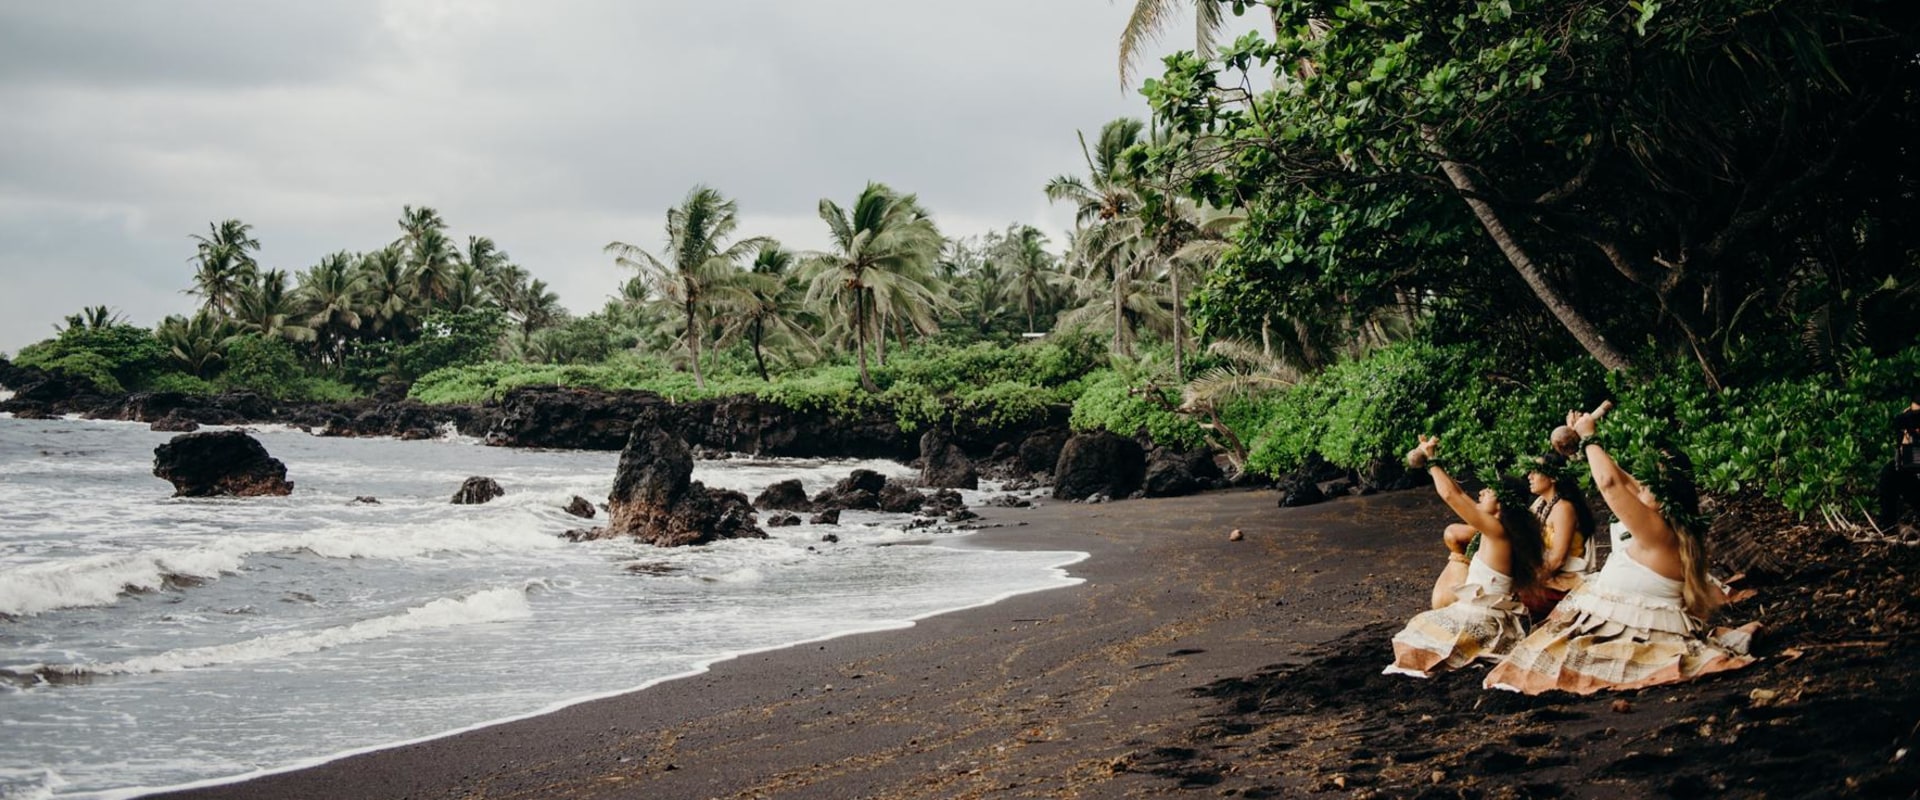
left=8, top=0, right=1914, bottom=522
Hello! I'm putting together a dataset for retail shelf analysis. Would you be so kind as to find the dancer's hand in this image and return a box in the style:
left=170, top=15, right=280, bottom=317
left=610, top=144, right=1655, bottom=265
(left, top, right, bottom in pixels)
left=1570, top=402, right=1611, bottom=439
left=1406, top=435, right=1439, bottom=468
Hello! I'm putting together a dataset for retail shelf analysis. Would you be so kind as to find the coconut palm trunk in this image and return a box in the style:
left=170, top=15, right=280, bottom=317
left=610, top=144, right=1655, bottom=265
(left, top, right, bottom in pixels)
left=1425, top=131, right=1633, bottom=373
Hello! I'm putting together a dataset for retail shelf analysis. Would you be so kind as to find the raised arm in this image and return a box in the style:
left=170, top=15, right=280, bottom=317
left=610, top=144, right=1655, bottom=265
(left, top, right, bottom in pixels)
left=1407, top=435, right=1502, bottom=535
left=1569, top=407, right=1675, bottom=551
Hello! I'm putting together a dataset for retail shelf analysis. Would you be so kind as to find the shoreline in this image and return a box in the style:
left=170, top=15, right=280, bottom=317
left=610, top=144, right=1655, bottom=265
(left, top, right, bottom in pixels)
left=145, top=488, right=1429, bottom=799
left=101, top=485, right=1920, bottom=797
left=106, top=544, right=1088, bottom=800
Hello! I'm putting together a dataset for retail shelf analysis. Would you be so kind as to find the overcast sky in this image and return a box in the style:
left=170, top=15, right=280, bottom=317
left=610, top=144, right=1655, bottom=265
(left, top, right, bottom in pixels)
left=0, top=0, right=1260, bottom=355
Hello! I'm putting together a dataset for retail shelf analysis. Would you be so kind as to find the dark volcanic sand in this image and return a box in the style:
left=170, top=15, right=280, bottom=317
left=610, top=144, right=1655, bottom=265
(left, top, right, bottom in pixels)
left=149, top=490, right=1918, bottom=799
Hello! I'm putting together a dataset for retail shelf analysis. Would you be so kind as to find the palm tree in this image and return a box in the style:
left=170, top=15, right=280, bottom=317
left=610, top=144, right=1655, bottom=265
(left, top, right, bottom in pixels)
left=296, top=251, right=366, bottom=365
left=1118, top=0, right=1229, bottom=88
left=1046, top=119, right=1146, bottom=227
left=1054, top=225, right=1171, bottom=358
left=990, top=224, right=1059, bottom=334
left=156, top=311, right=235, bottom=378
left=60, top=305, right=125, bottom=332
left=1049, top=119, right=1152, bottom=356
left=510, top=278, right=564, bottom=342
left=801, top=182, right=945, bottom=392
left=439, top=262, right=492, bottom=313
left=187, top=219, right=262, bottom=317
left=463, top=236, right=509, bottom=282
left=157, top=310, right=236, bottom=376
left=605, top=185, right=768, bottom=389
left=355, top=246, right=414, bottom=341
left=394, top=205, right=446, bottom=248
left=716, top=243, right=817, bottom=381
left=232, top=269, right=315, bottom=344
left=405, top=226, right=461, bottom=307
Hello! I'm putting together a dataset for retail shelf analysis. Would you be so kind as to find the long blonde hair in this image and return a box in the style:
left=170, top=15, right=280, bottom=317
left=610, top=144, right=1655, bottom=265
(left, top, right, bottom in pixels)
left=1673, top=520, right=1720, bottom=620
left=1657, top=449, right=1720, bottom=620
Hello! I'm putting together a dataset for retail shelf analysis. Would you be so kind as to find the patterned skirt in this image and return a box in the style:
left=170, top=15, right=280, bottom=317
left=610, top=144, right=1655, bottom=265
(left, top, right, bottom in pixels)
left=1484, top=582, right=1756, bottom=695
left=1385, top=577, right=1528, bottom=678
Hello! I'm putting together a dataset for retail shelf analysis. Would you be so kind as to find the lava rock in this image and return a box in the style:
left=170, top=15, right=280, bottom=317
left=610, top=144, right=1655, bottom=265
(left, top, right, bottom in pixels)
left=601, top=416, right=766, bottom=547
left=809, top=509, right=842, bottom=525
left=811, top=469, right=886, bottom=511
left=1052, top=432, right=1146, bottom=501
left=1142, top=447, right=1224, bottom=498
left=766, top=512, right=803, bottom=527
left=152, top=430, right=294, bottom=498
left=922, top=488, right=967, bottom=516
left=451, top=477, right=505, bottom=505
left=919, top=429, right=979, bottom=490
left=149, top=412, right=202, bottom=433
left=564, top=495, right=596, bottom=519
left=985, top=494, right=1032, bottom=508
left=877, top=481, right=928, bottom=514
left=753, top=478, right=813, bottom=512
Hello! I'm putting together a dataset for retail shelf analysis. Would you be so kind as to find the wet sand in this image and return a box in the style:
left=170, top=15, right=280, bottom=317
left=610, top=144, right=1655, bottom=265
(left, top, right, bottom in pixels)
left=151, top=488, right=1918, bottom=799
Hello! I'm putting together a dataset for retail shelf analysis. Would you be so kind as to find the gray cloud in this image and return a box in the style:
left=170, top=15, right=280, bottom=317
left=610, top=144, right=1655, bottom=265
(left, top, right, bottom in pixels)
left=0, top=0, right=1257, bottom=355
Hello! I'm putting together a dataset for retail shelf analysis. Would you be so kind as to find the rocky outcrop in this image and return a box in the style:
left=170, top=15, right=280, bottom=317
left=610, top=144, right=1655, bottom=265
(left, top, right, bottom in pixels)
left=1276, top=454, right=1349, bottom=508
left=808, top=509, right=842, bottom=525
left=1142, top=447, right=1225, bottom=498
left=877, top=481, right=928, bottom=514
left=599, top=417, right=765, bottom=547
left=152, top=431, right=294, bottom=498
left=811, top=469, right=887, bottom=512
left=1052, top=432, right=1146, bottom=501
left=753, top=479, right=813, bottom=511
left=923, top=488, right=966, bottom=518
left=451, top=477, right=505, bottom=505
left=564, top=495, right=596, bottom=518
left=484, top=387, right=670, bottom=451
left=918, top=429, right=979, bottom=490
left=1017, top=429, right=1071, bottom=477
left=149, top=412, right=201, bottom=433
left=766, top=512, right=803, bottom=527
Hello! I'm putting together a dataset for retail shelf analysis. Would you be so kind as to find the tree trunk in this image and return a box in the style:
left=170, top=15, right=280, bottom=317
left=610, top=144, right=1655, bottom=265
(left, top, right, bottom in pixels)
left=873, top=291, right=888, bottom=367
left=685, top=303, right=706, bottom=390
left=751, top=320, right=769, bottom=382
left=1169, top=255, right=1185, bottom=380
left=1427, top=133, right=1635, bottom=373
left=854, top=287, right=878, bottom=392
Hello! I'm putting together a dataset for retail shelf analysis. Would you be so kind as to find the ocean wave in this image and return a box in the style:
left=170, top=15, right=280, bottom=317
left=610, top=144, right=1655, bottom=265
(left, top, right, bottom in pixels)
left=20, top=585, right=535, bottom=680
left=0, top=518, right=565, bottom=617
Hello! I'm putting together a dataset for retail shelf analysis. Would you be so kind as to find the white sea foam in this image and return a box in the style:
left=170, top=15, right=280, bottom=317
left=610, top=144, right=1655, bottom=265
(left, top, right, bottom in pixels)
left=34, top=586, right=534, bottom=678
left=0, top=550, right=247, bottom=617
left=0, top=517, right=563, bottom=617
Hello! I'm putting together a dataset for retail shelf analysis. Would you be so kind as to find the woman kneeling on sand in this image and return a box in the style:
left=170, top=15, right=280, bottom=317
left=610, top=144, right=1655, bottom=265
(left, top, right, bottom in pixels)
left=1485, top=408, right=1756, bottom=695
left=1518, top=451, right=1597, bottom=620
left=1387, top=435, right=1545, bottom=677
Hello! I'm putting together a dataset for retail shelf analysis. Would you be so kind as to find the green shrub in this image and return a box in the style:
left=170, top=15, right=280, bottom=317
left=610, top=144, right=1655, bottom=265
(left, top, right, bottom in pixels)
left=145, top=372, right=218, bottom=395
left=14, top=323, right=170, bottom=393
left=220, top=335, right=305, bottom=399
left=1068, top=369, right=1205, bottom=450
left=959, top=380, right=1063, bottom=429
left=295, top=376, right=362, bottom=403
left=1234, top=336, right=1918, bottom=517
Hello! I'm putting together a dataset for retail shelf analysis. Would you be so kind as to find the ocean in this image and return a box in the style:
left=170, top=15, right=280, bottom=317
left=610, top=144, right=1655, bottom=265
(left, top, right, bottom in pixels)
left=0, top=413, right=1084, bottom=799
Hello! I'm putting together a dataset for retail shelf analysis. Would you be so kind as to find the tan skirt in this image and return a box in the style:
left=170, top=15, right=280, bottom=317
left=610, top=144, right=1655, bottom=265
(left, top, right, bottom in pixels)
left=1484, top=584, right=1756, bottom=695
left=1386, top=577, right=1528, bottom=678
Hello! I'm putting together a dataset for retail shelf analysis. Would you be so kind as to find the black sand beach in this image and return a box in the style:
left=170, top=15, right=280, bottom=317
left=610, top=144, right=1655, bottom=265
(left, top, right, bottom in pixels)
left=152, top=489, right=1918, bottom=799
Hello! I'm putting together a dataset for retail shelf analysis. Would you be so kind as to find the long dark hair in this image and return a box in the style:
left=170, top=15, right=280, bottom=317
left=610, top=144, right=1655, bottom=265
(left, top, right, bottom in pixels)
left=1545, top=468, right=1595, bottom=542
left=1494, top=476, right=1546, bottom=594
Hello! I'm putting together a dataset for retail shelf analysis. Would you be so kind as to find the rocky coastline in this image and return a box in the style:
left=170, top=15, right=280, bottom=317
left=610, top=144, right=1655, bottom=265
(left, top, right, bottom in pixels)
left=0, top=357, right=1402, bottom=507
